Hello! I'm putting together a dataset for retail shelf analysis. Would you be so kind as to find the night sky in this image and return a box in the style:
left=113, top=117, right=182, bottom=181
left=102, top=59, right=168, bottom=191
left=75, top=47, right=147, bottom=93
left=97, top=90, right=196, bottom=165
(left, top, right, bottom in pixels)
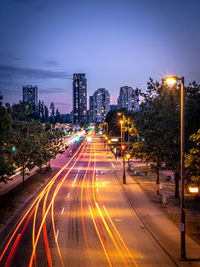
left=1, top=0, right=200, bottom=113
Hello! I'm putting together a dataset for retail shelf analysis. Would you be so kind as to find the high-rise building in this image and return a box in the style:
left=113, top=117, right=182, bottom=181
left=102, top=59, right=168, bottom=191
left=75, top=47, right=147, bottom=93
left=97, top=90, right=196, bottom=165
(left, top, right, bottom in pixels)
left=73, top=73, right=87, bottom=124
left=117, top=86, right=139, bottom=111
left=89, top=88, right=110, bottom=123
left=22, top=85, right=38, bottom=107
left=89, top=95, right=94, bottom=122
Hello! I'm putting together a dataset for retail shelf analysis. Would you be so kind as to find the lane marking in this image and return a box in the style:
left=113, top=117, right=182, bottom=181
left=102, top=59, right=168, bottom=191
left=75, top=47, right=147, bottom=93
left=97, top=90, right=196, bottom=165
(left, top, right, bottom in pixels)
left=56, top=230, right=59, bottom=242
left=118, top=158, right=123, bottom=166
left=67, top=193, right=70, bottom=198
left=111, top=162, right=115, bottom=168
left=72, top=173, right=78, bottom=187
left=61, top=207, right=65, bottom=215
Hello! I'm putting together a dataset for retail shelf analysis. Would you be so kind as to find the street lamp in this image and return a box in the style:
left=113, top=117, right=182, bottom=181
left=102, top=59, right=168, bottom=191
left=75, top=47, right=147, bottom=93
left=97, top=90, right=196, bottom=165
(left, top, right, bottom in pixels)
left=163, top=76, right=186, bottom=260
left=118, top=113, right=126, bottom=184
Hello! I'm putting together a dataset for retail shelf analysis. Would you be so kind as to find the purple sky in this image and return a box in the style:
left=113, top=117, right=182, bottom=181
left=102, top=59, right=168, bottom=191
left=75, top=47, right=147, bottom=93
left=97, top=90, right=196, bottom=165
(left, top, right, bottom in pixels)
left=1, top=0, right=200, bottom=113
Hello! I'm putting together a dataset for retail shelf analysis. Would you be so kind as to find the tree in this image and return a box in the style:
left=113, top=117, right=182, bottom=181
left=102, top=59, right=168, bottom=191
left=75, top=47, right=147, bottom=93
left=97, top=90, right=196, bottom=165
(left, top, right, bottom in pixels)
left=55, top=108, right=61, bottom=123
left=0, top=95, right=15, bottom=183
left=50, top=102, right=55, bottom=117
left=44, top=105, right=49, bottom=121
left=185, top=129, right=200, bottom=185
left=132, top=79, right=180, bottom=188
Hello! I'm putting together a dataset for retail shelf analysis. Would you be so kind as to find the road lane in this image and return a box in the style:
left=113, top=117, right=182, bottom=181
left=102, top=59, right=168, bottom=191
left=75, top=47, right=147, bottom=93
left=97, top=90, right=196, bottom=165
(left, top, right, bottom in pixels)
left=0, top=135, right=191, bottom=266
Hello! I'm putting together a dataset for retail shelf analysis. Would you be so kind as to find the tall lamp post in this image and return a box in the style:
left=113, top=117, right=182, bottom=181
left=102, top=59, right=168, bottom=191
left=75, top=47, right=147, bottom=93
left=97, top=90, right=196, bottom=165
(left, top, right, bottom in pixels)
left=163, top=76, right=186, bottom=260
left=118, top=112, right=126, bottom=184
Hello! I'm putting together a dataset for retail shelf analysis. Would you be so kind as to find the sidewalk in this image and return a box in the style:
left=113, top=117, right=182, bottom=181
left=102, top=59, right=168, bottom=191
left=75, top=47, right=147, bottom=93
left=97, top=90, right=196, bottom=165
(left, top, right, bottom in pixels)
left=110, top=155, right=200, bottom=266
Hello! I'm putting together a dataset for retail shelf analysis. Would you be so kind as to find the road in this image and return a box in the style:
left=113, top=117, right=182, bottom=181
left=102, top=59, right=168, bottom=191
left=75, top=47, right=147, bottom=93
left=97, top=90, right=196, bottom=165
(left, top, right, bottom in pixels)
left=0, top=135, right=186, bottom=266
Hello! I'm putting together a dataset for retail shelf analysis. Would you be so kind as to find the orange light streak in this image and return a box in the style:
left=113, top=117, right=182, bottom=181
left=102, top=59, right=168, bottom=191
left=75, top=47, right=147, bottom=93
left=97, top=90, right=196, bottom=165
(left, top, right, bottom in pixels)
left=4, top=234, right=21, bottom=267
left=42, top=188, right=53, bottom=267
left=51, top=200, right=64, bottom=267
left=29, top=142, right=87, bottom=267
left=103, top=205, right=138, bottom=267
left=95, top=202, right=128, bottom=266
left=89, top=206, right=112, bottom=267
left=0, top=141, right=86, bottom=264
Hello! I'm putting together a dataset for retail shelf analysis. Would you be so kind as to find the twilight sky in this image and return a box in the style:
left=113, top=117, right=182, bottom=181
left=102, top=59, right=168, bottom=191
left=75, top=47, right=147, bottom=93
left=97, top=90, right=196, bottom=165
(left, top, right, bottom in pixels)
left=0, top=0, right=200, bottom=113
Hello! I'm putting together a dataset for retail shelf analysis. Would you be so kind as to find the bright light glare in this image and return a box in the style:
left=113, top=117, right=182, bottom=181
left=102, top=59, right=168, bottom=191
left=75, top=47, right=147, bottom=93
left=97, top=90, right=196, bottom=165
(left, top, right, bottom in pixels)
left=165, top=77, right=177, bottom=85
left=120, top=120, right=123, bottom=124
left=189, top=187, right=199, bottom=193
left=87, top=136, right=92, bottom=142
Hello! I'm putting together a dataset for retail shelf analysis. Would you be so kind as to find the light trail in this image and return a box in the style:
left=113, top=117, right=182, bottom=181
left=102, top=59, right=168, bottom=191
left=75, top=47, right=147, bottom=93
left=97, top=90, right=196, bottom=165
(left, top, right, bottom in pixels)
left=51, top=201, right=64, bottom=267
left=88, top=138, right=138, bottom=266
left=0, top=140, right=86, bottom=265
left=29, top=142, right=87, bottom=267
left=95, top=202, right=128, bottom=266
left=89, top=206, right=112, bottom=267
left=103, top=205, right=138, bottom=267
left=42, top=187, right=53, bottom=267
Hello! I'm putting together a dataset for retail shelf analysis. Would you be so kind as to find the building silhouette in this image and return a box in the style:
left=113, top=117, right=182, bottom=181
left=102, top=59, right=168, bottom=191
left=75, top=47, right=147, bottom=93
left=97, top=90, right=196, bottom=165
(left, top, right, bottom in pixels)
left=89, top=88, right=110, bottom=123
left=73, top=73, right=87, bottom=124
left=117, top=86, right=139, bottom=111
left=22, top=85, right=38, bottom=110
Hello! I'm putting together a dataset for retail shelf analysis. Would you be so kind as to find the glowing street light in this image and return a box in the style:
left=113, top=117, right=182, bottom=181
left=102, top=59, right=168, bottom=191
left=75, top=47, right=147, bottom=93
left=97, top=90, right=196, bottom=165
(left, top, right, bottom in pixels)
left=188, top=187, right=199, bottom=193
left=163, top=75, right=186, bottom=260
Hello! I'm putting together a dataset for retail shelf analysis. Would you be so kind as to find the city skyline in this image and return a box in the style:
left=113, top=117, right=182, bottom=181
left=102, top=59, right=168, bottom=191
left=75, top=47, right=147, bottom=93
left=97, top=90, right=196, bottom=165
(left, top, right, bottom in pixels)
left=1, top=0, right=200, bottom=113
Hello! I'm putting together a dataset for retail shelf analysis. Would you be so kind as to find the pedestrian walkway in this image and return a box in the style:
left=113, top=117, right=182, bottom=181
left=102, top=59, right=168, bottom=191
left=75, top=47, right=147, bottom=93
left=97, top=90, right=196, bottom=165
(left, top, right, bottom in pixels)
left=113, top=158, right=200, bottom=266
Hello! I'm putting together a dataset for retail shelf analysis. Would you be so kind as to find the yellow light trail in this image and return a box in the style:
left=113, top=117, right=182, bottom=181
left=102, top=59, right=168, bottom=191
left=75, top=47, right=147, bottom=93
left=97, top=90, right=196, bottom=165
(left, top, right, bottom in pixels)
left=29, top=142, right=87, bottom=267
left=0, top=140, right=86, bottom=265
left=89, top=205, right=112, bottom=267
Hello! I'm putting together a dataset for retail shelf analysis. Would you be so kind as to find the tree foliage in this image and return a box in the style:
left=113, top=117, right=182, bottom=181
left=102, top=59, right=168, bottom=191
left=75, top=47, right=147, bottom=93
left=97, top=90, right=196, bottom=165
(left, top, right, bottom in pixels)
left=185, top=129, right=200, bottom=185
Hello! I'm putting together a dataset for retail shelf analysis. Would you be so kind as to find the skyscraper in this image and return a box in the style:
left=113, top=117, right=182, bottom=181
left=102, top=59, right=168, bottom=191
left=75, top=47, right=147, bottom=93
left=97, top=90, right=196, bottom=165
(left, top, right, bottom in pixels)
left=89, top=95, right=94, bottom=122
left=22, top=85, right=38, bottom=108
left=117, top=86, right=139, bottom=111
left=89, top=88, right=110, bottom=123
left=73, top=73, right=87, bottom=124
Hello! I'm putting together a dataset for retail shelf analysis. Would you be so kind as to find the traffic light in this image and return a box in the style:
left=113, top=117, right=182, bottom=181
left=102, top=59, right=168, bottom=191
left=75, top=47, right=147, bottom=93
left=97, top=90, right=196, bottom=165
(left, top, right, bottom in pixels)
left=121, top=145, right=125, bottom=150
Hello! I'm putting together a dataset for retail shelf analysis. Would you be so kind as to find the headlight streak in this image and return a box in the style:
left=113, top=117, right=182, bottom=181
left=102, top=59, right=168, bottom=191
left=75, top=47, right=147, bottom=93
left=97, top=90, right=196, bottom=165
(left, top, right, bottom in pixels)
left=51, top=200, right=64, bottom=267
left=29, top=142, right=87, bottom=267
left=88, top=139, right=138, bottom=266
left=80, top=142, right=91, bottom=249
left=42, top=187, right=53, bottom=267
left=89, top=205, right=112, bottom=267
left=103, top=206, right=138, bottom=267
left=0, top=140, right=86, bottom=266
left=95, top=202, right=128, bottom=266
left=50, top=143, right=88, bottom=267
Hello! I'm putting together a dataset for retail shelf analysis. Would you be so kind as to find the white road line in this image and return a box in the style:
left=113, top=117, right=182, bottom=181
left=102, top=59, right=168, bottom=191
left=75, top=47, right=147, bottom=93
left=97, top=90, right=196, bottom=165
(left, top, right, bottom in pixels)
left=111, top=162, right=115, bottom=168
left=61, top=207, right=65, bottom=215
left=118, top=158, right=123, bottom=166
left=56, top=230, right=59, bottom=242
left=72, top=173, right=78, bottom=187
left=109, top=158, right=111, bottom=161
left=67, top=193, right=70, bottom=198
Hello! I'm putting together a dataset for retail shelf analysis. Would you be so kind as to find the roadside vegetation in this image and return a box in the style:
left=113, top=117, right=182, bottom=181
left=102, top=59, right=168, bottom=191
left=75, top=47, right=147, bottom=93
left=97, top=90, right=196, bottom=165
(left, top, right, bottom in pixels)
left=105, top=78, right=200, bottom=199
left=0, top=96, right=64, bottom=185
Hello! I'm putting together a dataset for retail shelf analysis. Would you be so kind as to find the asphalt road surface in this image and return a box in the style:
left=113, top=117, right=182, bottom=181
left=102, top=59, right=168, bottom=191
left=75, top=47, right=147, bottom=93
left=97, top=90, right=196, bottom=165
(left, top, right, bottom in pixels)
left=0, top=135, right=183, bottom=266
